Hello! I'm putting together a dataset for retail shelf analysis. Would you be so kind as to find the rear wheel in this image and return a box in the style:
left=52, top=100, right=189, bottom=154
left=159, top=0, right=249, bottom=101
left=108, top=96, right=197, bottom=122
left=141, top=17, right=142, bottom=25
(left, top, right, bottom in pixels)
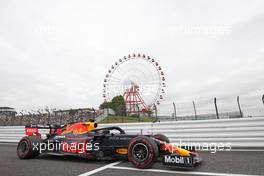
left=17, top=136, right=42, bottom=159
left=128, top=136, right=159, bottom=169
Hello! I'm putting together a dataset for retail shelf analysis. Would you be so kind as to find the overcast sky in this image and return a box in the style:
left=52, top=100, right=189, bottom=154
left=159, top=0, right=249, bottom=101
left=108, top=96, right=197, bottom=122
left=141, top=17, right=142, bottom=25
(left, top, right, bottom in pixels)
left=0, top=0, right=264, bottom=116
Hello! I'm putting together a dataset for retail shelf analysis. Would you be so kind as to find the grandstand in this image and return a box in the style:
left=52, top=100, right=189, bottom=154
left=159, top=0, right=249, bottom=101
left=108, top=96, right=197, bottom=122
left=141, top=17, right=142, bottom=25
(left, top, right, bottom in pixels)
left=0, top=107, right=16, bottom=116
left=0, top=107, right=17, bottom=125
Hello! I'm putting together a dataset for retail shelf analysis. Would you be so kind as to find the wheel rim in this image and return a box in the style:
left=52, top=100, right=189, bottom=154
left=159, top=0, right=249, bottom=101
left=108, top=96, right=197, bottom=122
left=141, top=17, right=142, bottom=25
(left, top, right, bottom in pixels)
left=18, top=140, right=29, bottom=157
left=131, top=143, right=149, bottom=162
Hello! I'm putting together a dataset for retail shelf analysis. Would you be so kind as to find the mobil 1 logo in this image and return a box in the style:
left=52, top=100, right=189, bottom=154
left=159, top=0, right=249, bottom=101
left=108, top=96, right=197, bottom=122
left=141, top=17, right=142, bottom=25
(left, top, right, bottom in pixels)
left=163, top=155, right=193, bottom=167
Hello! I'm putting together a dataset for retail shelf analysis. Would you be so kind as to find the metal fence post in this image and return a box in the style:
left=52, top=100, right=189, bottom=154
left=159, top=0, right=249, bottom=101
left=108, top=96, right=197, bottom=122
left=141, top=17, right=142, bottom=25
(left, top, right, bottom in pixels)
left=59, top=110, right=62, bottom=125
left=92, top=108, right=96, bottom=121
left=136, top=104, right=140, bottom=122
left=28, top=112, right=32, bottom=124
left=11, top=115, right=14, bottom=126
left=193, top=101, right=197, bottom=120
left=237, top=96, right=243, bottom=118
left=153, top=104, right=158, bottom=122
left=37, top=110, right=41, bottom=124
left=3, top=113, right=7, bottom=126
left=107, top=108, right=109, bottom=123
left=214, top=97, right=219, bottom=119
left=19, top=112, right=23, bottom=126
left=45, top=108, right=50, bottom=124
left=173, top=102, right=177, bottom=121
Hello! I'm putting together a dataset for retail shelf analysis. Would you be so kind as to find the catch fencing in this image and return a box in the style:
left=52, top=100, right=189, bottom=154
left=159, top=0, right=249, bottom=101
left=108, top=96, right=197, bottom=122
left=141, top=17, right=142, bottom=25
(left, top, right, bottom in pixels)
left=0, top=117, right=263, bottom=148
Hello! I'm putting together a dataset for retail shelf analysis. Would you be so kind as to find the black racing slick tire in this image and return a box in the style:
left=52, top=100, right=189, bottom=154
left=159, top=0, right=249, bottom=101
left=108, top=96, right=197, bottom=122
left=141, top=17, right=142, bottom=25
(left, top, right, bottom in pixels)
left=153, top=133, right=170, bottom=143
left=17, top=135, right=42, bottom=159
left=128, top=136, right=159, bottom=169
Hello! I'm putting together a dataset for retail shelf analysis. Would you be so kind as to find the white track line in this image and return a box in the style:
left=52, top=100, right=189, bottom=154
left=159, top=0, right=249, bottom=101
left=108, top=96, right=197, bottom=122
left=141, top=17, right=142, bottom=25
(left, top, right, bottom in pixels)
left=109, top=166, right=261, bottom=176
left=78, top=161, right=122, bottom=176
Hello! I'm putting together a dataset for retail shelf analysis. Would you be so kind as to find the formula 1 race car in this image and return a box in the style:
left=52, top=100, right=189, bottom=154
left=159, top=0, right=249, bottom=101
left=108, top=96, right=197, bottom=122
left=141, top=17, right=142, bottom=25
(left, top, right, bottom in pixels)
left=17, top=120, right=202, bottom=169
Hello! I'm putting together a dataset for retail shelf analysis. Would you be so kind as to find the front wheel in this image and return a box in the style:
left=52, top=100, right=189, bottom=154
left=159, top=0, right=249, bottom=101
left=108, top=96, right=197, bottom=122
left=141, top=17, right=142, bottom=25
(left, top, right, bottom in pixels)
left=128, top=136, right=159, bottom=169
left=153, top=134, right=170, bottom=143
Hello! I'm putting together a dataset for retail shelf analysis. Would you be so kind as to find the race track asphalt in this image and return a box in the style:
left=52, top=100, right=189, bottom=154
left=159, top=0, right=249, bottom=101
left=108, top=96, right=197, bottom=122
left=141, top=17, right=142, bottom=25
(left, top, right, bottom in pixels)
left=0, top=143, right=263, bottom=176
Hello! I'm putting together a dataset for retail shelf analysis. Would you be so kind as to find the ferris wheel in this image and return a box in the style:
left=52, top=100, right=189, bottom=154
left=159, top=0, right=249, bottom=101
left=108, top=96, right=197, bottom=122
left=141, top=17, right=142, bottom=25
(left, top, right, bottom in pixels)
left=102, top=53, right=166, bottom=115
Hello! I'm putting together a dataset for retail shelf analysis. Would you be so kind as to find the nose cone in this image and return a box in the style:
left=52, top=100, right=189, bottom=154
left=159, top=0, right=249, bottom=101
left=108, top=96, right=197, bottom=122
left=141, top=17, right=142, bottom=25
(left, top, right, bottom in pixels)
left=177, top=148, right=191, bottom=156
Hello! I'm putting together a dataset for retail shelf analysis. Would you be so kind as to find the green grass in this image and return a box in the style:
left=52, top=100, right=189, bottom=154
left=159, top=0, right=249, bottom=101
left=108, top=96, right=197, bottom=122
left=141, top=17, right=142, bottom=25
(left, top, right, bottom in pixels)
left=99, top=115, right=156, bottom=124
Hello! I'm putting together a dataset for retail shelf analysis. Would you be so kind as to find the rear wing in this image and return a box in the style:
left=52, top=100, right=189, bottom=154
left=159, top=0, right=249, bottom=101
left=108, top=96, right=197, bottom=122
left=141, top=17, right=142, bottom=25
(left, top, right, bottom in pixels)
left=25, top=124, right=64, bottom=136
